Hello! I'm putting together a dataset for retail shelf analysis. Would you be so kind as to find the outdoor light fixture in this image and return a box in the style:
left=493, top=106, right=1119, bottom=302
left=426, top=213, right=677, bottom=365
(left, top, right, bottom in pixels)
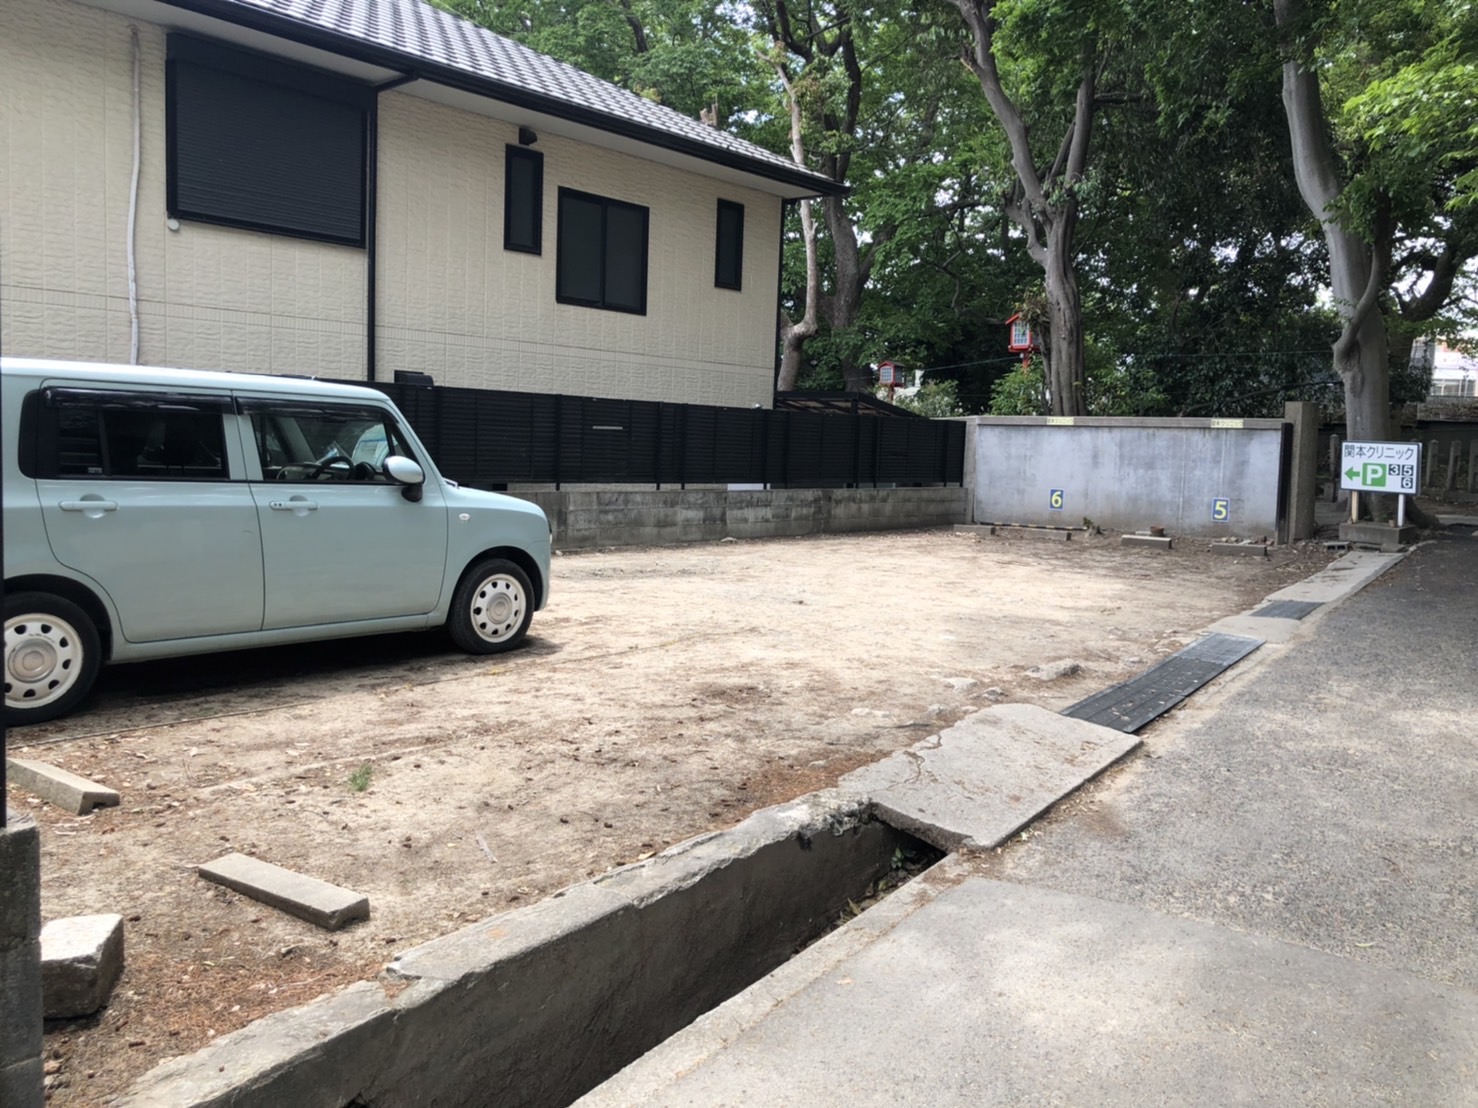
left=518, top=126, right=538, bottom=146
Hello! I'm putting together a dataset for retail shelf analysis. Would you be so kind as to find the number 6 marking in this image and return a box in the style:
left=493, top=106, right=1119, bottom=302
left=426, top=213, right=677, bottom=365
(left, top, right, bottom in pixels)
left=1049, top=489, right=1065, bottom=511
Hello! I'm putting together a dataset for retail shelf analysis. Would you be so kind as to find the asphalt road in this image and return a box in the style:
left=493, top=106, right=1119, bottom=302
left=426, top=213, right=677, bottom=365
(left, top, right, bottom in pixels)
left=993, top=531, right=1478, bottom=988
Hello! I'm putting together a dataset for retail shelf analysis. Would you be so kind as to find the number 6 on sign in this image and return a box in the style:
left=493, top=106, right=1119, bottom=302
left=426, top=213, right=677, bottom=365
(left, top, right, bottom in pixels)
left=1211, top=498, right=1230, bottom=522
left=1049, top=489, right=1065, bottom=511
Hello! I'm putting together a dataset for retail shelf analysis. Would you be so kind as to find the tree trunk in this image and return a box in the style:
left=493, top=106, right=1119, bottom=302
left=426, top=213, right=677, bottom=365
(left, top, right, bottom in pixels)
left=1044, top=219, right=1086, bottom=416
left=823, top=194, right=870, bottom=391
left=1275, top=0, right=1390, bottom=440
left=777, top=195, right=820, bottom=392
left=773, top=59, right=819, bottom=393
left=954, top=0, right=1094, bottom=417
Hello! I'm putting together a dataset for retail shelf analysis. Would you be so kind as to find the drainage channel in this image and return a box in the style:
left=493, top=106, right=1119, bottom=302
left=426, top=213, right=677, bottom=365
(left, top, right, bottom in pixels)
left=120, top=802, right=943, bottom=1108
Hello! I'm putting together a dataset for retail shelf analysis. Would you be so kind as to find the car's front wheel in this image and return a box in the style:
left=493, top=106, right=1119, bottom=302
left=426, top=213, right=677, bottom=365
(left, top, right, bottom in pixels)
left=447, top=558, right=534, bottom=654
left=4, top=593, right=102, bottom=725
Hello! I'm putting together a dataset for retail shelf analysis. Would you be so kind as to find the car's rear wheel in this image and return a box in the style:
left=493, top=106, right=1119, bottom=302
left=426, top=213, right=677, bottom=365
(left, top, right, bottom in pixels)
left=4, top=593, right=102, bottom=725
left=447, top=558, right=534, bottom=654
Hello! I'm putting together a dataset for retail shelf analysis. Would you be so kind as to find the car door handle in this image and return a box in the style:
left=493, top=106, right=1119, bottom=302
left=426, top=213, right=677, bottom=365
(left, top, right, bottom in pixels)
left=59, top=499, right=118, bottom=512
left=268, top=499, right=319, bottom=511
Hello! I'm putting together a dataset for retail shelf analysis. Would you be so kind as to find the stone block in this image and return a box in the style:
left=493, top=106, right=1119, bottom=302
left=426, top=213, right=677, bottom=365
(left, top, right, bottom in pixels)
left=0, top=1056, right=43, bottom=1108
left=1339, top=521, right=1416, bottom=553
left=1, top=940, right=43, bottom=1066
left=5, top=760, right=119, bottom=815
left=198, top=853, right=369, bottom=930
left=1, top=814, right=43, bottom=1085
left=0, top=814, right=41, bottom=941
left=39, top=914, right=124, bottom=1019
left=1211, top=542, right=1269, bottom=558
left=1121, top=534, right=1172, bottom=550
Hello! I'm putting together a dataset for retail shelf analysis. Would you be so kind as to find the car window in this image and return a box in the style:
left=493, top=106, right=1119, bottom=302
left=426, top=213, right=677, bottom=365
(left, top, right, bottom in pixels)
left=244, top=403, right=417, bottom=484
left=35, top=389, right=229, bottom=481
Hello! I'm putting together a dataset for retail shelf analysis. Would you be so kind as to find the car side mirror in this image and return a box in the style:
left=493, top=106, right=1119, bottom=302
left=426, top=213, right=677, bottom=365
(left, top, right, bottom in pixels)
left=384, top=455, right=425, bottom=502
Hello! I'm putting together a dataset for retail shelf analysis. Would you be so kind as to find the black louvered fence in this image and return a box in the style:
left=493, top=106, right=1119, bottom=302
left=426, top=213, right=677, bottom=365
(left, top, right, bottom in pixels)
left=346, top=382, right=966, bottom=488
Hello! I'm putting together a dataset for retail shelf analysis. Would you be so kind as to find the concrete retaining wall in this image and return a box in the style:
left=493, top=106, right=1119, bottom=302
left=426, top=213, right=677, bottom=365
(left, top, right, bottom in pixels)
left=119, top=797, right=915, bottom=1108
left=509, top=487, right=968, bottom=549
left=964, top=416, right=1289, bottom=539
left=1, top=813, right=44, bottom=1108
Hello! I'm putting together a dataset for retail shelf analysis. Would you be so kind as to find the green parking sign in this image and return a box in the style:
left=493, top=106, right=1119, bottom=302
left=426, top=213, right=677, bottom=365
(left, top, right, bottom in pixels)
left=1340, top=441, right=1419, bottom=495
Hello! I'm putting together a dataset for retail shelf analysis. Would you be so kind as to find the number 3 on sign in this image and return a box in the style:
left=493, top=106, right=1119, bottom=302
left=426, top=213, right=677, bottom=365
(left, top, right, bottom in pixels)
left=1049, top=489, right=1065, bottom=511
left=1211, top=498, right=1230, bottom=522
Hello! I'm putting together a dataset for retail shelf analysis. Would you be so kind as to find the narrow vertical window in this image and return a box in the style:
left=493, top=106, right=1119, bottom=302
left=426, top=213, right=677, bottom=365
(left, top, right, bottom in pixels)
left=504, top=145, right=543, bottom=254
left=715, top=199, right=744, bottom=290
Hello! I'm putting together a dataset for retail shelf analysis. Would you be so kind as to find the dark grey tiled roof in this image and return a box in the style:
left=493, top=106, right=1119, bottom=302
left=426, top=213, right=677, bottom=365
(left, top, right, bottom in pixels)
left=194, top=0, right=838, bottom=194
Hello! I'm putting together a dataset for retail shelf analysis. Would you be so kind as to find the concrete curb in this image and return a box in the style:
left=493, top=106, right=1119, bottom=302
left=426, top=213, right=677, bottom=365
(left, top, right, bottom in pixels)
left=197, top=854, right=369, bottom=931
left=5, top=759, right=118, bottom=815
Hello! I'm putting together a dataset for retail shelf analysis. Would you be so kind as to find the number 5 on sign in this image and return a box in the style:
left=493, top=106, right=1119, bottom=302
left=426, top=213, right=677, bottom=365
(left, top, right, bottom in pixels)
left=1049, top=489, right=1065, bottom=511
left=1211, top=498, right=1230, bottom=522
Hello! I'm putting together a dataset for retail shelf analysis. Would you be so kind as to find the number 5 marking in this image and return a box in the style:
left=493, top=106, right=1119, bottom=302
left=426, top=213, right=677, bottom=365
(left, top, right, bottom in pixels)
left=1211, top=498, right=1229, bottom=522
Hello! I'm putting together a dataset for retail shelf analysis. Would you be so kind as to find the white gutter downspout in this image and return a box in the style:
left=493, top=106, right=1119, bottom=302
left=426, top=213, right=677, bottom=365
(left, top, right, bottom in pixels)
left=127, top=25, right=142, bottom=364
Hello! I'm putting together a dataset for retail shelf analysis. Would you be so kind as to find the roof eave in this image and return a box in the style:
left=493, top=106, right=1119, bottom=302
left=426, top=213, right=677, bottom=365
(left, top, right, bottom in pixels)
left=155, top=0, right=846, bottom=199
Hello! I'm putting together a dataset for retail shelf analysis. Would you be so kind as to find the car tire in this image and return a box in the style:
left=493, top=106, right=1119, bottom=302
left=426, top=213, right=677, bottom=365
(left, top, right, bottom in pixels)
left=4, top=593, right=102, bottom=726
left=447, top=558, right=534, bottom=655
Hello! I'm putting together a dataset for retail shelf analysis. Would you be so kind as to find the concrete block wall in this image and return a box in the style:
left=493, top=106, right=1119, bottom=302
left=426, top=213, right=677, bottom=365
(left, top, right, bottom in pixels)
left=1, top=813, right=44, bottom=1108
left=965, top=416, right=1290, bottom=539
left=510, top=487, right=968, bottom=549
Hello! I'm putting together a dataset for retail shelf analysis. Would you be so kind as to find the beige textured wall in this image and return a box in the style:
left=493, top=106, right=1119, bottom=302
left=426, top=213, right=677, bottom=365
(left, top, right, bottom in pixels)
left=0, top=0, right=366, bottom=375
left=376, top=93, right=782, bottom=408
left=3, top=0, right=783, bottom=406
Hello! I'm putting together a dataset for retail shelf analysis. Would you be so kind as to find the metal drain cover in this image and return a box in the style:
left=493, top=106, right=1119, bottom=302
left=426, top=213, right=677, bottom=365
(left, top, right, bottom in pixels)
left=1250, top=600, right=1323, bottom=620
left=1062, top=633, right=1264, bottom=734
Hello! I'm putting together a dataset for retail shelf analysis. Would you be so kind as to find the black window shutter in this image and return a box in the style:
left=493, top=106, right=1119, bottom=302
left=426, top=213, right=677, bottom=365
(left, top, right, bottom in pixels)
left=167, top=35, right=368, bottom=246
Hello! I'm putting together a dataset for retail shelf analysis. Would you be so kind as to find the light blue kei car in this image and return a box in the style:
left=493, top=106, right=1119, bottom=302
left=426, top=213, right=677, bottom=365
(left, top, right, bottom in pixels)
left=1, top=358, right=552, bottom=724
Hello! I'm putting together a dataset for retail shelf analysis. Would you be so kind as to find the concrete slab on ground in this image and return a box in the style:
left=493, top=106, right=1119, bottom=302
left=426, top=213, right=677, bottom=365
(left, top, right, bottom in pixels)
left=198, top=854, right=369, bottom=931
left=1204, top=614, right=1302, bottom=643
left=579, top=878, right=1478, bottom=1107
left=1262, top=550, right=1403, bottom=605
left=1121, top=534, right=1172, bottom=550
left=837, top=704, right=1138, bottom=851
left=5, top=759, right=118, bottom=815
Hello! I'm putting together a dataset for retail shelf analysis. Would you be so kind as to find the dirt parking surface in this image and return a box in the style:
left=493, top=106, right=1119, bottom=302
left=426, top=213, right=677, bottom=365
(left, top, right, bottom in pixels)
left=9, top=527, right=1332, bottom=1103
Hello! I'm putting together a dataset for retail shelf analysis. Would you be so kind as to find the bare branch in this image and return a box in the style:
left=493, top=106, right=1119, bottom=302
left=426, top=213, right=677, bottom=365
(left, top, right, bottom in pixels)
left=1397, top=235, right=1478, bottom=322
